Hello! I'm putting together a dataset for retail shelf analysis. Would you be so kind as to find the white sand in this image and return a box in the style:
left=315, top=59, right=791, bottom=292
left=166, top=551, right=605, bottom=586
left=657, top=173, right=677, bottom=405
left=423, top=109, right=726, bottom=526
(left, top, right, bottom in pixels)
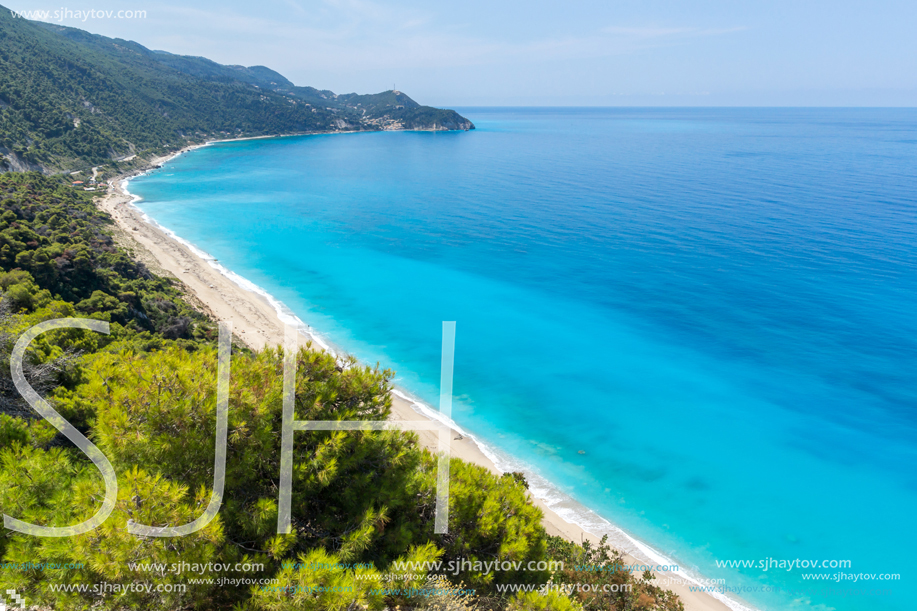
left=96, top=174, right=738, bottom=611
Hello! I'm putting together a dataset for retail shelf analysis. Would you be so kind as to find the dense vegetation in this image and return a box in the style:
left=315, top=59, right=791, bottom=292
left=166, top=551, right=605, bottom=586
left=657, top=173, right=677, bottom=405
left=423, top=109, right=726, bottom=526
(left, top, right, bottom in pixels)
left=330, top=90, right=475, bottom=131
left=0, top=174, right=684, bottom=609
left=0, top=6, right=473, bottom=174
left=0, top=8, right=323, bottom=171
left=0, top=172, right=212, bottom=343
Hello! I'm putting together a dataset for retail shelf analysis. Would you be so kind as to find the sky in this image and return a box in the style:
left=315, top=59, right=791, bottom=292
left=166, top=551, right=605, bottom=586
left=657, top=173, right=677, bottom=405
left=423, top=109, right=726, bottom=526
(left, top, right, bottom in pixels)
left=6, top=0, right=917, bottom=106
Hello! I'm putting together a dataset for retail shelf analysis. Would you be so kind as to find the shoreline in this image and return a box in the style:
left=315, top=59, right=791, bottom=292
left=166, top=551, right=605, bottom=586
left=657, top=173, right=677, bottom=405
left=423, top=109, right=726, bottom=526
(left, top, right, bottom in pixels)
left=100, top=143, right=749, bottom=611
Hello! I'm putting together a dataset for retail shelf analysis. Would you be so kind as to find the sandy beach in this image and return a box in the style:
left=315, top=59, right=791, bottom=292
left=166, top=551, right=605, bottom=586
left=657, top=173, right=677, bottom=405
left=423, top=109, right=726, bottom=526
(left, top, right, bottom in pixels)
left=96, top=166, right=736, bottom=611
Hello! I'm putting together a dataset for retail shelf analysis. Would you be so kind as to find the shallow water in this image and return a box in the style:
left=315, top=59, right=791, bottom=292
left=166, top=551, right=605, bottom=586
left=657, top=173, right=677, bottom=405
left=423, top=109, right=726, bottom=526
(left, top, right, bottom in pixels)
left=131, top=108, right=917, bottom=610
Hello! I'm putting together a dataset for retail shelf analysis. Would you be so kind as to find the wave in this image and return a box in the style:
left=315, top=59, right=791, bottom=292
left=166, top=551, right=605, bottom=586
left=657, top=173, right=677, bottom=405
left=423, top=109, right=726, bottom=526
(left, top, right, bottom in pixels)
left=122, top=158, right=758, bottom=611
left=395, top=389, right=757, bottom=611
left=121, top=172, right=334, bottom=354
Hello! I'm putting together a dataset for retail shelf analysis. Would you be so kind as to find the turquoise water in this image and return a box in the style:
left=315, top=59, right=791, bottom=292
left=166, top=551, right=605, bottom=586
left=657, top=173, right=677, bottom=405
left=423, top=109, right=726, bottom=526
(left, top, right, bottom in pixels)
left=130, top=108, right=917, bottom=611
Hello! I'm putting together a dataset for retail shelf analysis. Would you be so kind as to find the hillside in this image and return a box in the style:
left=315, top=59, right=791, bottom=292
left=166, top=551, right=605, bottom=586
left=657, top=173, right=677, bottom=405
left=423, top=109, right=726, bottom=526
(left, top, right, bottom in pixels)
left=0, top=171, right=682, bottom=611
left=0, top=7, right=473, bottom=174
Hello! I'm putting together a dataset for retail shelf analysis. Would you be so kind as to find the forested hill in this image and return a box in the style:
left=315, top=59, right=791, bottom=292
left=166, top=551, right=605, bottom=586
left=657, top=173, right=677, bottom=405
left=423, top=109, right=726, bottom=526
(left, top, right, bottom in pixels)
left=0, top=6, right=474, bottom=174
left=0, top=171, right=682, bottom=611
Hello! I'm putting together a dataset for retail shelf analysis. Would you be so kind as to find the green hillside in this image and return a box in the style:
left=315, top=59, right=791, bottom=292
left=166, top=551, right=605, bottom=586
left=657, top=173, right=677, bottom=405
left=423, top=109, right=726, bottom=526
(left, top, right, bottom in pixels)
left=0, top=7, right=473, bottom=174
left=0, top=172, right=682, bottom=611
left=307, top=89, right=475, bottom=131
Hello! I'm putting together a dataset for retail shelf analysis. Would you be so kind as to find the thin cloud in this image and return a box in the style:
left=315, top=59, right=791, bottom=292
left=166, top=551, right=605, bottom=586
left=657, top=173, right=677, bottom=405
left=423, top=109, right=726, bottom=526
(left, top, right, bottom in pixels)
left=89, top=4, right=748, bottom=82
left=603, top=25, right=747, bottom=38
left=281, top=0, right=308, bottom=16
left=603, top=26, right=694, bottom=37
left=401, top=17, right=430, bottom=30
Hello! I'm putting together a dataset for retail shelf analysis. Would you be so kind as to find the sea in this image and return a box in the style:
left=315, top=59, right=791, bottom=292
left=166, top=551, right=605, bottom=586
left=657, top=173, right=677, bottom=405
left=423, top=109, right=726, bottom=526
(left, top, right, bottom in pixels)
left=127, top=108, right=917, bottom=611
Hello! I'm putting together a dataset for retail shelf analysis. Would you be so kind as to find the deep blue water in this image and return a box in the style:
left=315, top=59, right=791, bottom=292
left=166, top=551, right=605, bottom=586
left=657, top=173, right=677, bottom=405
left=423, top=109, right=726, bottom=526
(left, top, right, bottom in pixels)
left=130, top=108, right=917, bottom=611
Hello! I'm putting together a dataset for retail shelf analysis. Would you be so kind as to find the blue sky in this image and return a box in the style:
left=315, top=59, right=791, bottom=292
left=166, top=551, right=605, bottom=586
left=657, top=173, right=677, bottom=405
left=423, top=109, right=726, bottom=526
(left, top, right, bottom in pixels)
left=7, top=0, right=916, bottom=106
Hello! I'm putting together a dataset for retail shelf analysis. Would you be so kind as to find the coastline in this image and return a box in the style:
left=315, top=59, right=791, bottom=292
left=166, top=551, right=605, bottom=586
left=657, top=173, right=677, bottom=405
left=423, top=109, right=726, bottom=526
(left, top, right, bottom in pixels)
left=99, top=144, right=748, bottom=611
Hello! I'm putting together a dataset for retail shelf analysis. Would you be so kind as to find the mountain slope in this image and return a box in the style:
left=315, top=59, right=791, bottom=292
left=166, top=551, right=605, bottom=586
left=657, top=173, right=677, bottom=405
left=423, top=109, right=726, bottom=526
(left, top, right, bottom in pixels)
left=0, top=7, right=473, bottom=173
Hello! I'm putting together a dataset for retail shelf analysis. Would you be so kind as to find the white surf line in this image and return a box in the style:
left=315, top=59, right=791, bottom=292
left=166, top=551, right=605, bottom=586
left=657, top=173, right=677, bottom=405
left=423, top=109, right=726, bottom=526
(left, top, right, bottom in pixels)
left=120, top=150, right=760, bottom=611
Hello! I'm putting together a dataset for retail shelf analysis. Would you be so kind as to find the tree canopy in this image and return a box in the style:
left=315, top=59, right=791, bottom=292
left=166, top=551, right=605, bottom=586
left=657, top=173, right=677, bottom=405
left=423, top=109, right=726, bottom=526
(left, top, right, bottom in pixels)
left=0, top=174, right=680, bottom=610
